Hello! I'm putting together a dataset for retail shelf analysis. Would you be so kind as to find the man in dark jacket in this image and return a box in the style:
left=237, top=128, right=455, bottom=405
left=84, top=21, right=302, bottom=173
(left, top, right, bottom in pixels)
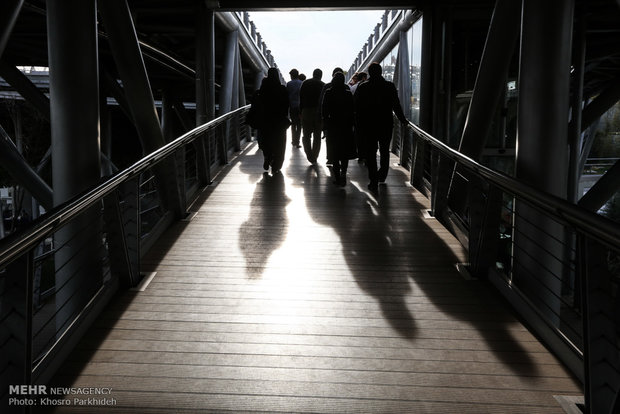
left=354, top=62, right=408, bottom=191
left=299, top=68, right=325, bottom=164
left=286, top=69, right=303, bottom=148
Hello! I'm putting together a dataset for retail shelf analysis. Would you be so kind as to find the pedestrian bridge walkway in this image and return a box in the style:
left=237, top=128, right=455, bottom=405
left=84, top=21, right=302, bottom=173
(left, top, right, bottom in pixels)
left=45, top=142, right=581, bottom=413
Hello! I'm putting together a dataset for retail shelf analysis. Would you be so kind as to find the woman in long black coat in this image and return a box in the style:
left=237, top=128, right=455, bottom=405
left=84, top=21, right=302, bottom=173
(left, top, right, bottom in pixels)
left=321, top=72, right=357, bottom=186
left=255, top=68, right=290, bottom=174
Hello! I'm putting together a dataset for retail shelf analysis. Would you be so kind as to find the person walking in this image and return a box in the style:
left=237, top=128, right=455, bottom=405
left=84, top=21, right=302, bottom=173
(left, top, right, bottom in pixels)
left=256, top=67, right=290, bottom=174
left=299, top=68, right=325, bottom=164
left=354, top=62, right=407, bottom=191
left=286, top=69, right=303, bottom=148
left=321, top=72, right=357, bottom=186
left=348, top=71, right=368, bottom=164
left=321, top=67, right=350, bottom=166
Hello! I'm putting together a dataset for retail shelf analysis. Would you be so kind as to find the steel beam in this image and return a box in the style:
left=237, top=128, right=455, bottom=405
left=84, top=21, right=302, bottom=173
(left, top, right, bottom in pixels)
left=0, top=0, right=24, bottom=60
left=578, top=160, right=620, bottom=212
left=397, top=29, right=412, bottom=167
left=171, top=99, right=194, bottom=131
left=100, top=90, right=114, bottom=176
left=0, top=61, right=50, bottom=121
left=419, top=7, right=433, bottom=133
left=101, top=69, right=133, bottom=120
left=0, top=124, right=53, bottom=210
left=579, top=77, right=620, bottom=133
left=457, top=0, right=521, bottom=160
left=568, top=13, right=587, bottom=203
left=98, top=0, right=183, bottom=218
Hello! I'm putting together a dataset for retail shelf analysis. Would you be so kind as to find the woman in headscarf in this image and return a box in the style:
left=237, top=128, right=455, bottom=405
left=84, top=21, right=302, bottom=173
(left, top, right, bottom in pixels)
left=321, top=72, right=357, bottom=186
left=256, top=67, right=290, bottom=174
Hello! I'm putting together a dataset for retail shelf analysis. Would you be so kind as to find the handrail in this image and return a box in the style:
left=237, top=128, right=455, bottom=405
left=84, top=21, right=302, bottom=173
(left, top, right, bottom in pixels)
left=407, top=121, right=620, bottom=250
left=0, top=105, right=250, bottom=269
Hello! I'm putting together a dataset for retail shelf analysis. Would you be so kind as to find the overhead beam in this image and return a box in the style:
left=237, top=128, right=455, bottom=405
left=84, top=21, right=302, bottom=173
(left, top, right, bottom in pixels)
left=0, top=61, right=51, bottom=121
left=213, top=0, right=422, bottom=11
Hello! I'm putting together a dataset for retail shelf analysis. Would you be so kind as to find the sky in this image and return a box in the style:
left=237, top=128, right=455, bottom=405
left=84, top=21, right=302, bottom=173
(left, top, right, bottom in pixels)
left=248, top=10, right=385, bottom=82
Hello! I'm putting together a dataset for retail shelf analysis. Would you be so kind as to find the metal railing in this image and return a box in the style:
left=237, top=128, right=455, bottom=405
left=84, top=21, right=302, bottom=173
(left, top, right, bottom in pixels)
left=404, top=120, right=620, bottom=414
left=0, top=106, right=251, bottom=408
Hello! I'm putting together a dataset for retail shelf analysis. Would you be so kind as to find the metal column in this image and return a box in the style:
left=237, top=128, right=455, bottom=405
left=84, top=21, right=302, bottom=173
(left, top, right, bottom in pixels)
left=195, top=2, right=215, bottom=184
left=47, top=0, right=103, bottom=347
left=411, top=9, right=434, bottom=191
left=219, top=29, right=239, bottom=115
left=512, top=0, right=574, bottom=329
left=397, top=28, right=412, bottom=168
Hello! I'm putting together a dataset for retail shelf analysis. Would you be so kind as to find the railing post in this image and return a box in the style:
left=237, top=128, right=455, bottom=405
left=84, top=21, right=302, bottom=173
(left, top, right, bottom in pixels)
left=118, top=178, right=141, bottom=283
left=410, top=132, right=427, bottom=193
left=234, top=114, right=242, bottom=152
left=202, top=130, right=213, bottom=184
left=219, top=125, right=229, bottom=165
left=430, top=149, right=450, bottom=218
left=103, top=189, right=137, bottom=288
left=468, top=178, right=502, bottom=278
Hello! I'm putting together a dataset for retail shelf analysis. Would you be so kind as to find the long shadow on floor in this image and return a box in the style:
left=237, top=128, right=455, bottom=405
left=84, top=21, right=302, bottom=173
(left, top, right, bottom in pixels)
left=238, top=172, right=290, bottom=278
left=287, top=156, right=540, bottom=377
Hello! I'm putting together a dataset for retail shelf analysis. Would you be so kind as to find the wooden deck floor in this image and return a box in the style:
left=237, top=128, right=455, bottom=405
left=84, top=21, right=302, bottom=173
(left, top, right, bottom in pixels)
left=46, top=141, right=582, bottom=413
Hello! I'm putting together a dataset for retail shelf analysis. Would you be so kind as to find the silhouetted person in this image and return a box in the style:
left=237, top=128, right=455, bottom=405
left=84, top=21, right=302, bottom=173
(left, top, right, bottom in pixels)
left=322, top=72, right=356, bottom=186
left=257, top=67, right=290, bottom=174
left=286, top=68, right=303, bottom=148
left=299, top=73, right=306, bottom=81
left=354, top=62, right=407, bottom=191
left=348, top=71, right=367, bottom=95
left=348, top=71, right=368, bottom=164
left=320, top=67, right=350, bottom=166
left=299, top=68, right=325, bottom=164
